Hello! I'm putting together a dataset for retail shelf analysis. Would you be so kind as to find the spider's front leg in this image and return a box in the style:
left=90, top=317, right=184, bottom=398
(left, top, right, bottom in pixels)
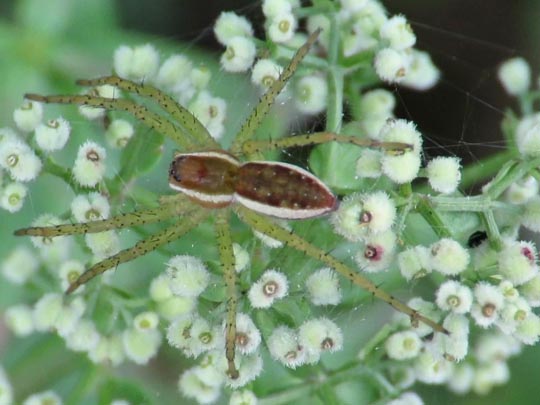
left=24, top=92, right=192, bottom=150
left=75, top=76, right=218, bottom=149
left=241, top=131, right=413, bottom=157
left=214, top=210, right=240, bottom=379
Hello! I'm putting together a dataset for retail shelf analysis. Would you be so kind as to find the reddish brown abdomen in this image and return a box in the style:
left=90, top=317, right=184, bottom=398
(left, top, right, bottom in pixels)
left=235, top=162, right=337, bottom=219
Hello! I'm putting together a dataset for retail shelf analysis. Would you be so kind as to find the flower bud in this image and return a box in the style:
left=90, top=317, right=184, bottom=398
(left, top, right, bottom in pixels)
left=114, top=44, right=160, bottom=81
left=426, top=156, right=461, bottom=194
left=498, top=57, right=530, bottom=95
left=214, top=11, right=254, bottom=46
left=220, top=36, right=256, bottom=72
left=166, top=255, right=210, bottom=298
left=35, top=117, right=71, bottom=151
left=72, top=141, right=107, bottom=187
left=248, top=269, right=289, bottom=308
left=305, top=267, right=341, bottom=306
left=13, top=101, right=43, bottom=132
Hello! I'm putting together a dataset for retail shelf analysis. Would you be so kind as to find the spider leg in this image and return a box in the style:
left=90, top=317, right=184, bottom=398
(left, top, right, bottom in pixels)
left=14, top=195, right=196, bottom=237
left=65, top=210, right=209, bottom=294
left=76, top=76, right=219, bottom=149
left=230, top=28, right=322, bottom=155
left=24, top=93, right=193, bottom=150
left=214, top=210, right=240, bottom=379
left=234, top=206, right=448, bottom=335
left=241, top=132, right=413, bottom=156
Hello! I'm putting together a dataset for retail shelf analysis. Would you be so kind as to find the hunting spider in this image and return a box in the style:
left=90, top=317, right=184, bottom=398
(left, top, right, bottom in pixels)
left=15, top=30, right=445, bottom=379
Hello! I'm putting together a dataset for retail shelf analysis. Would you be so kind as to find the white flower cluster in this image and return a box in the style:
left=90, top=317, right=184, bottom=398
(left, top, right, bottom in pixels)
left=331, top=190, right=398, bottom=273
left=213, top=1, right=437, bottom=116
left=386, top=224, right=540, bottom=397
left=112, top=43, right=227, bottom=139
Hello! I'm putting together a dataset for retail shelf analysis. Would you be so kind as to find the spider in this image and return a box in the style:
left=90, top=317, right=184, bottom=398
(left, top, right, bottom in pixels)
left=15, top=29, right=445, bottom=379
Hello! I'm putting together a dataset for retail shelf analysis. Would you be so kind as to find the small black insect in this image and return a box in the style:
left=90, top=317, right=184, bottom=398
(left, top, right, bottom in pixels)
left=467, top=230, right=488, bottom=248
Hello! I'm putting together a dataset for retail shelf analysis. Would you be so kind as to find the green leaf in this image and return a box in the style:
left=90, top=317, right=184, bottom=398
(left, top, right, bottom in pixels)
left=119, top=131, right=165, bottom=181
left=98, top=378, right=153, bottom=405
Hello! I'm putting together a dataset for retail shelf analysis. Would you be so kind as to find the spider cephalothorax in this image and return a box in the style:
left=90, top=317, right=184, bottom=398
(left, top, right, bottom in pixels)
left=15, top=29, right=445, bottom=379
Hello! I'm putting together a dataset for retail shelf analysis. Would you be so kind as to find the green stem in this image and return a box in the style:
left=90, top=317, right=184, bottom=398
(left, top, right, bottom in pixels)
left=460, top=150, right=516, bottom=189
left=414, top=196, right=452, bottom=238
left=42, top=156, right=82, bottom=193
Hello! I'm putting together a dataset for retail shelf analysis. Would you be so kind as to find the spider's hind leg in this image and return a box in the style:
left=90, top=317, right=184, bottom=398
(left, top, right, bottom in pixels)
left=214, top=210, right=240, bottom=379
left=65, top=209, right=209, bottom=294
left=235, top=205, right=448, bottom=335
left=14, top=194, right=195, bottom=238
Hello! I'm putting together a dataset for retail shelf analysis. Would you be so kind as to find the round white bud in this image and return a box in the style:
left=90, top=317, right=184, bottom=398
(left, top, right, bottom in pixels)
left=505, top=175, right=538, bottom=205
left=85, top=230, right=120, bottom=260
left=13, top=100, right=43, bottom=132
left=294, top=74, right=328, bottom=115
left=214, top=12, right=254, bottom=46
left=220, top=36, right=257, bottom=73
left=429, top=238, right=470, bottom=276
left=435, top=280, right=473, bottom=314
left=263, top=0, right=293, bottom=18
left=398, top=245, right=432, bottom=281
left=165, top=255, right=210, bottom=298
left=114, top=44, right=160, bottom=81
left=230, top=390, right=258, bottom=405
left=5, top=304, right=35, bottom=336
left=385, top=330, right=422, bottom=360
left=379, top=15, right=416, bottom=50
left=267, top=326, right=306, bottom=368
left=0, top=138, right=42, bottom=182
left=355, top=230, right=397, bottom=273
left=234, top=313, right=262, bottom=355
left=471, top=282, right=505, bottom=328
left=65, top=319, right=100, bottom=352
left=374, top=48, right=411, bottom=83
left=426, top=156, right=461, bottom=194
left=251, top=59, right=283, bottom=91
left=515, top=113, right=540, bottom=157
left=155, top=54, right=193, bottom=91
left=267, top=12, right=297, bottom=43
left=1, top=182, right=28, bottom=213
left=1, top=245, right=39, bottom=285
left=401, top=49, right=440, bottom=91
left=178, top=367, right=221, bottom=404
left=305, top=267, right=341, bottom=306
left=122, top=328, right=162, bottom=365
left=248, top=269, right=289, bottom=308
left=498, top=240, right=538, bottom=285
left=105, top=119, right=134, bottom=148
left=72, top=141, right=107, bottom=187
left=71, top=192, right=110, bottom=222
left=498, top=57, right=531, bottom=95
left=35, top=117, right=71, bottom=151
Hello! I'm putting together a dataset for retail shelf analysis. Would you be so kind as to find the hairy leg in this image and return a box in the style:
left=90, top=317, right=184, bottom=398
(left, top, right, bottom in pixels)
left=214, top=209, right=240, bottom=379
left=235, top=205, right=448, bottom=334
left=77, top=76, right=218, bottom=149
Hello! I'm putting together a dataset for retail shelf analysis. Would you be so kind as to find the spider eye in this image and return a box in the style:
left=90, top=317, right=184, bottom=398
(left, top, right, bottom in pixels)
left=169, top=159, right=183, bottom=182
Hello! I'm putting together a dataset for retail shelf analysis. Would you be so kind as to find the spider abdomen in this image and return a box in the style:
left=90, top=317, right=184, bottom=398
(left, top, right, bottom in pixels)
left=235, top=161, right=337, bottom=219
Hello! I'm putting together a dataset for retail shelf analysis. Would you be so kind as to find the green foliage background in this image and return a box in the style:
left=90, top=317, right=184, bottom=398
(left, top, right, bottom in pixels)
left=2, top=1, right=540, bottom=404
